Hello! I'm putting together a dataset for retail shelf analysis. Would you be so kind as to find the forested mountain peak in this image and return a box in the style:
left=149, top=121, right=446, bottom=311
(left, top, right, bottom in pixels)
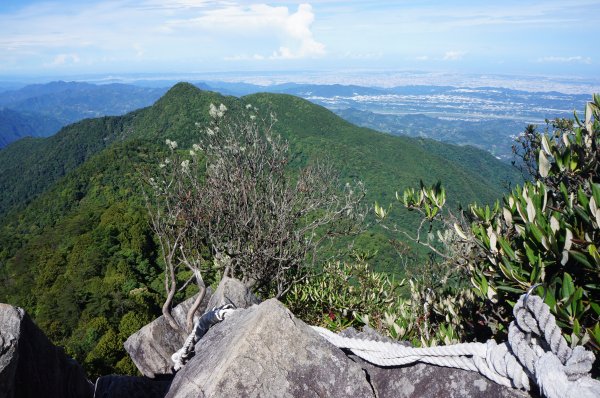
left=0, top=81, right=527, bottom=376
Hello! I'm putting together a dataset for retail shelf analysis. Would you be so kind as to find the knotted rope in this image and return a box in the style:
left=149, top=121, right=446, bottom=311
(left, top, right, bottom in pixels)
left=171, top=304, right=236, bottom=371
left=312, top=293, right=600, bottom=398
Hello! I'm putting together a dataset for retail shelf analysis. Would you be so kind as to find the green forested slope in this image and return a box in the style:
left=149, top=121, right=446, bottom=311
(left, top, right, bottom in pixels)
left=0, top=108, right=62, bottom=147
left=0, top=82, right=523, bottom=376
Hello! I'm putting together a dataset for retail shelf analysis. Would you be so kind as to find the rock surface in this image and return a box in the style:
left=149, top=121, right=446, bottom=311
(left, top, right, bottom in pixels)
left=359, top=361, right=533, bottom=398
left=0, top=279, right=541, bottom=398
left=0, top=303, right=93, bottom=398
left=166, top=299, right=375, bottom=398
left=94, top=375, right=172, bottom=398
left=124, top=288, right=213, bottom=378
left=339, top=327, right=533, bottom=397
left=205, top=276, right=260, bottom=310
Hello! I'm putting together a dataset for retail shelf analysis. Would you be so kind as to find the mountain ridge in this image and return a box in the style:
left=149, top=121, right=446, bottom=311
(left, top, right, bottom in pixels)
left=0, top=82, right=523, bottom=374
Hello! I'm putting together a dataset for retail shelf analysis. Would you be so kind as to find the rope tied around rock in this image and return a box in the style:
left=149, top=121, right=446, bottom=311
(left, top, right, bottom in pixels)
left=171, top=304, right=236, bottom=371
left=312, top=292, right=600, bottom=398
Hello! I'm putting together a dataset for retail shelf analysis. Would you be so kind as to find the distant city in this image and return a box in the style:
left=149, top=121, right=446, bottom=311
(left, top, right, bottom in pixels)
left=1, top=71, right=597, bottom=160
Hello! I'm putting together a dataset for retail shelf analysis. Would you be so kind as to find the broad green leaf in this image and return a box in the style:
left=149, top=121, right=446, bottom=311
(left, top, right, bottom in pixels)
left=570, top=251, right=592, bottom=268
left=561, top=273, right=574, bottom=300
left=497, top=236, right=516, bottom=260
left=591, top=302, right=600, bottom=316
left=497, top=285, right=525, bottom=294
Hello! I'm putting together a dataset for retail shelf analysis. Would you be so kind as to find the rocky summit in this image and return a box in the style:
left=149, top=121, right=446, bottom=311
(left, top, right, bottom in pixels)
left=0, top=277, right=533, bottom=398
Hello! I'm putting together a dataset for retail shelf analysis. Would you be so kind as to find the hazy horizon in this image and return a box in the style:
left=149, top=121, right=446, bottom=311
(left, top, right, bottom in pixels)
left=1, top=1, right=598, bottom=87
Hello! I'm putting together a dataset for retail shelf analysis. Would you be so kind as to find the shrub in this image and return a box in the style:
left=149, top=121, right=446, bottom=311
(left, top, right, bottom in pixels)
left=144, top=103, right=367, bottom=325
left=378, top=95, right=600, bottom=353
left=467, top=94, right=600, bottom=350
left=285, top=257, right=470, bottom=346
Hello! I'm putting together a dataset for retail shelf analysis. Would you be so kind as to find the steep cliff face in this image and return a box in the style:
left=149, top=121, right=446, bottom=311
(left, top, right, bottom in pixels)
left=0, top=303, right=93, bottom=398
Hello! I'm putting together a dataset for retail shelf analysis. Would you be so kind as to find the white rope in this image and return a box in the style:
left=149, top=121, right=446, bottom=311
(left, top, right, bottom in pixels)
left=312, top=293, right=600, bottom=398
left=171, top=304, right=236, bottom=371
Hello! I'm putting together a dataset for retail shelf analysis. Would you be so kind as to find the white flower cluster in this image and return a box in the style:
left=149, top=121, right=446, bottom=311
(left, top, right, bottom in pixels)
left=181, top=159, right=190, bottom=173
left=209, top=103, right=227, bottom=118
left=165, top=139, right=178, bottom=150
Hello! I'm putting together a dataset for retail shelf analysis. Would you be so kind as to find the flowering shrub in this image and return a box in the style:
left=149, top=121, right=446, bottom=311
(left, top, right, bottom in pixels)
left=145, top=102, right=367, bottom=319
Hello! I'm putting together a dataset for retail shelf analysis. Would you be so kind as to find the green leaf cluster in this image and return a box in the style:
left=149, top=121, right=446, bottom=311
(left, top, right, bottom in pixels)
left=384, top=95, right=600, bottom=354
left=469, top=95, right=600, bottom=350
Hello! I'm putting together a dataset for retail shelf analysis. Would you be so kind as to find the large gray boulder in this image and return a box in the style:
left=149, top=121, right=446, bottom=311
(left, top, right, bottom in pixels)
left=162, top=299, right=534, bottom=398
left=357, top=361, right=532, bottom=398
left=165, top=299, right=374, bottom=398
left=205, top=276, right=260, bottom=310
left=0, top=303, right=93, bottom=398
left=124, top=289, right=213, bottom=378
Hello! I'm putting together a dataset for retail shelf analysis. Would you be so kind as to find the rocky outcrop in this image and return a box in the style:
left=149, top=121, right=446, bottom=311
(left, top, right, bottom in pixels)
left=205, top=276, right=260, bottom=310
left=93, top=375, right=171, bottom=398
left=0, top=303, right=93, bottom=398
left=339, top=328, right=531, bottom=398
left=359, top=361, right=531, bottom=398
left=162, top=297, right=532, bottom=398
left=124, top=277, right=260, bottom=379
left=166, top=298, right=374, bottom=398
left=124, top=288, right=213, bottom=378
left=0, top=277, right=539, bottom=398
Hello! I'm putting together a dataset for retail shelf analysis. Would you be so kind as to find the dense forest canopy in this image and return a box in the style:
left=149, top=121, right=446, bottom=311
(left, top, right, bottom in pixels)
left=0, top=83, right=523, bottom=376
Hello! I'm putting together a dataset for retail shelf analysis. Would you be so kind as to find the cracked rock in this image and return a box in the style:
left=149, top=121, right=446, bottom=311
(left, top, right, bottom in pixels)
left=166, top=299, right=374, bottom=398
left=124, top=289, right=213, bottom=378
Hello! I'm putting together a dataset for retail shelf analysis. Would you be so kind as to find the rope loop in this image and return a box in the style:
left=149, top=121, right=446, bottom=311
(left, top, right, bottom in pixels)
left=312, top=292, right=599, bottom=398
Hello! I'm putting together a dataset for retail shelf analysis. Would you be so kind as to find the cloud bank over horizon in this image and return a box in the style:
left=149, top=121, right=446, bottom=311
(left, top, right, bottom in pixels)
left=0, top=0, right=597, bottom=79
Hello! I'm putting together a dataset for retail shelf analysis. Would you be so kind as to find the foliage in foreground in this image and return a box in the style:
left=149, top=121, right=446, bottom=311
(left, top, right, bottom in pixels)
left=465, top=95, right=600, bottom=351
left=285, top=257, right=476, bottom=346
left=289, top=95, right=600, bottom=357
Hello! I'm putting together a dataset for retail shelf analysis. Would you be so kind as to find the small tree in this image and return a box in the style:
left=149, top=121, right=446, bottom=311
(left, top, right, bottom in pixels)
left=198, top=103, right=366, bottom=297
left=144, top=139, right=211, bottom=333
left=144, top=102, right=366, bottom=328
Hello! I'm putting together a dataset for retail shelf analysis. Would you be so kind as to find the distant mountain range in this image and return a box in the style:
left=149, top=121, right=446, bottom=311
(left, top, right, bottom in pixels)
left=242, top=83, right=588, bottom=160
left=2, top=80, right=589, bottom=160
left=0, top=108, right=62, bottom=147
left=0, top=81, right=167, bottom=148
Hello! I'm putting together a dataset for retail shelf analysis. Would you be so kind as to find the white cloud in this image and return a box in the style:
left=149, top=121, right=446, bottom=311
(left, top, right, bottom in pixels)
left=44, top=53, right=80, bottom=67
left=416, top=55, right=429, bottom=61
left=133, top=44, right=145, bottom=58
left=166, top=3, right=325, bottom=60
left=443, top=51, right=466, bottom=61
left=537, top=55, right=592, bottom=64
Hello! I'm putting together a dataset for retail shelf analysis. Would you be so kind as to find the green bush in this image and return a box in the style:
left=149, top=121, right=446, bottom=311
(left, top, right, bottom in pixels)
left=285, top=256, right=472, bottom=346
left=384, top=95, right=600, bottom=353
left=466, top=95, right=600, bottom=351
left=285, top=256, right=401, bottom=331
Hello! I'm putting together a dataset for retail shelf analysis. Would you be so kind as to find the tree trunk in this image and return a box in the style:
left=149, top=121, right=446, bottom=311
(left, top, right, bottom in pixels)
left=186, top=285, right=207, bottom=333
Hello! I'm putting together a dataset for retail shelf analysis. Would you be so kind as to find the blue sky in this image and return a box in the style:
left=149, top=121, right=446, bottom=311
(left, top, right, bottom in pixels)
left=0, top=0, right=598, bottom=79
